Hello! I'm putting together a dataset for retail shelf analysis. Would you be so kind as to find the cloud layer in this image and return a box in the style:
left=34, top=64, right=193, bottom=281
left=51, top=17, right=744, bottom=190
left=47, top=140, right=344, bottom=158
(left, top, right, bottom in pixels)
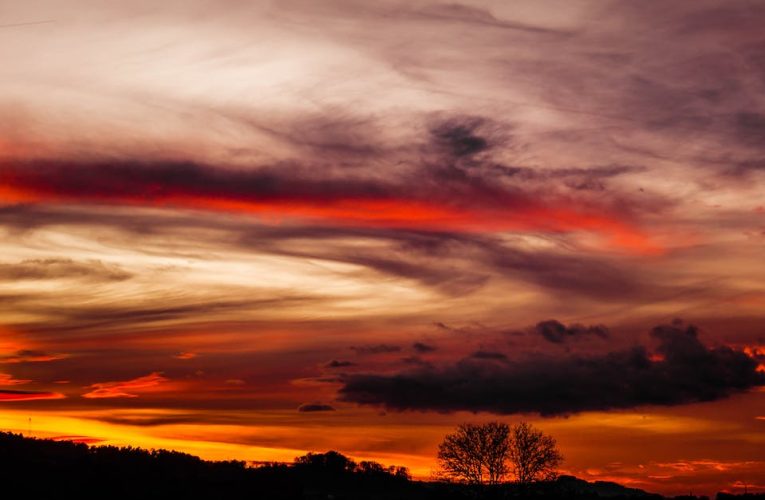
left=339, top=323, right=765, bottom=415
left=1, top=0, right=765, bottom=495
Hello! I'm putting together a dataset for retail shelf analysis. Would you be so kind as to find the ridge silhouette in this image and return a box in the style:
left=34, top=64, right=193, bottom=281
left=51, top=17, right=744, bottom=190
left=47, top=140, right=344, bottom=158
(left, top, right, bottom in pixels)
left=0, top=432, right=759, bottom=500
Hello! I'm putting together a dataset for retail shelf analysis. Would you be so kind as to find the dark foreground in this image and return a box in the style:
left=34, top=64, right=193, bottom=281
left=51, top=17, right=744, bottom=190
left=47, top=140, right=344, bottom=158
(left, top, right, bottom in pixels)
left=0, top=432, right=761, bottom=500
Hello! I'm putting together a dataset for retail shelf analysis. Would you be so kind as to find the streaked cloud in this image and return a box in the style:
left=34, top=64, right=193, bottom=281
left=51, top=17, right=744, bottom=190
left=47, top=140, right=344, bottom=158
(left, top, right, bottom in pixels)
left=82, top=372, right=169, bottom=399
left=0, top=390, right=65, bottom=402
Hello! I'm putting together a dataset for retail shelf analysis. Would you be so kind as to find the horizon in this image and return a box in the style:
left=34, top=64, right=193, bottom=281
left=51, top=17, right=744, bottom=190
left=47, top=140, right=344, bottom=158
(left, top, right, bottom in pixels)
left=1, top=1, right=764, bottom=497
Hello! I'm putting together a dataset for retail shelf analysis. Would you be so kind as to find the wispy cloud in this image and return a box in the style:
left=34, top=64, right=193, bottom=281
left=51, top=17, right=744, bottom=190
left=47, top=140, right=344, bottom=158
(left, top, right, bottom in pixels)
left=0, top=389, right=65, bottom=401
left=82, top=372, right=168, bottom=399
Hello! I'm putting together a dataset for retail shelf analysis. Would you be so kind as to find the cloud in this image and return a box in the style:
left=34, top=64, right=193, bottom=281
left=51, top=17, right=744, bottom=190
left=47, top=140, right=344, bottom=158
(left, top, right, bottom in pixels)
left=534, top=319, right=610, bottom=344
left=92, top=413, right=226, bottom=427
left=325, top=360, right=356, bottom=368
left=470, top=350, right=508, bottom=361
left=338, top=322, right=765, bottom=416
left=401, top=356, right=432, bottom=369
left=82, top=372, right=168, bottom=399
left=0, top=373, right=31, bottom=385
left=297, top=403, right=336, bottom=412
left=412, top=342, right=436, bottom=353
left=0, top=350, right=67, bottom=364
left=173, top=352, right=197, bottom=360
left=0, top=156, right=659, bottom=255
left=430, top=116, right=491, bottom=158
left=0, top=258, right=131, bottom=282
left=13, top=296, right=314, bottom=336
left=50, top=435, right=104, bottom=444
left=0, top=203, right=660, bottom=301
left=351, top=344, right=401, bottom=355
left=0, top=389, right=65, bottom=401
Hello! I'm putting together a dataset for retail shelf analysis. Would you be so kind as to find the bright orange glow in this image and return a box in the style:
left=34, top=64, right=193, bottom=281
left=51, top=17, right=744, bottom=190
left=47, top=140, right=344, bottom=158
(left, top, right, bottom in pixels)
left=742, top=346, right=765, bottom=373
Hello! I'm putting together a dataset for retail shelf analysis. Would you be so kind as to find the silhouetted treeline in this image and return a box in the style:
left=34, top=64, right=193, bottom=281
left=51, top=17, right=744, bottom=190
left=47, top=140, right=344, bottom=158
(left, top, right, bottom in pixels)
left=716, top=494, right=765, bottom=500
left=0, top=432, right=731, bottom=500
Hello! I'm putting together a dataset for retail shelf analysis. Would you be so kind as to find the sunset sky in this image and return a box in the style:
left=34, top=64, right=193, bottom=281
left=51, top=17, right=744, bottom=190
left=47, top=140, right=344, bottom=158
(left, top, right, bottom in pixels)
left=1, top=0, right=765, bottom=496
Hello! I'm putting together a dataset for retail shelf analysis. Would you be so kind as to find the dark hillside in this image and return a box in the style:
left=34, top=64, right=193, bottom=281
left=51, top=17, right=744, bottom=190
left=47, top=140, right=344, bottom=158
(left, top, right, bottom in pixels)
left=0, top=432, right=733, bottom=500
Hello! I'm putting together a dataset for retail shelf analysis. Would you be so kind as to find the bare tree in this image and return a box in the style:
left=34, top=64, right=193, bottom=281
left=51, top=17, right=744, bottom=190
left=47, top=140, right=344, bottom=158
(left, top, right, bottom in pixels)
left=508, top=422, right=563, bottom=484
left=437, top=422, right=510, bottom=485
left=437, top=421, right=562, bottom=486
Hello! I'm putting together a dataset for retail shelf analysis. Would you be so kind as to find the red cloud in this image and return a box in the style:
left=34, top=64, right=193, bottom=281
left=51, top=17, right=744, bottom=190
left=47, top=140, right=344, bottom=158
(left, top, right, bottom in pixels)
left=50, top=435, right=104, bottom=444
left=82, top=372, right=168, bottom=399
left=0, top=161, right=661, bottom=255
left=0, top=390, right=66, bottom=401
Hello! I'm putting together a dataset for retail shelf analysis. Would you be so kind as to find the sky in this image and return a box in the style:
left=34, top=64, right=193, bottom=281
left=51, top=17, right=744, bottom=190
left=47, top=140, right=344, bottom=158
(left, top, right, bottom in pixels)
left=1, top=0, right=765, bottom=495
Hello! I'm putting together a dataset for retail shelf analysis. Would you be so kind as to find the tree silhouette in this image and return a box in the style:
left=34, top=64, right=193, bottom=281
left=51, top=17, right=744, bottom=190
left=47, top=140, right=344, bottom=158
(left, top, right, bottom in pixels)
left=437, top=421, right=511, bottom=484
left=508, top=421, right=563, bottom=484
left=437, top=421, right=562, bottom=486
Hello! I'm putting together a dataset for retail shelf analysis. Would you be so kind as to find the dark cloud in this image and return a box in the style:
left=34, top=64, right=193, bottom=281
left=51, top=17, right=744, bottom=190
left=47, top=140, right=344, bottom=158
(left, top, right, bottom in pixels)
left=297, top=403, right=336, bottom=413
left=338, top=322, right=765, bottom=416
left=325, top=360, right=356, bottom=368
left=412, top=342, right=436, bottom=353
left=350, top=344, right=401, bottom=355
left=0, top=158, right=392, bottom=203
left=430, top=117, right=490, bottom=158
left=470, top=350, right=508, bottom=361
left=0, top=258, right=131, bottom=282
left=401, top=356, right=431, bottom=368
left=534, top=319, right=610, bottom=344
left=95, top=414, right=210, bottom=427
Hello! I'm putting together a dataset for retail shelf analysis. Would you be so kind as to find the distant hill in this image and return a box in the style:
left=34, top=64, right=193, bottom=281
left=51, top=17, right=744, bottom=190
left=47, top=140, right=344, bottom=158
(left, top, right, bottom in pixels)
left=0, top=431, right=741, bottom=500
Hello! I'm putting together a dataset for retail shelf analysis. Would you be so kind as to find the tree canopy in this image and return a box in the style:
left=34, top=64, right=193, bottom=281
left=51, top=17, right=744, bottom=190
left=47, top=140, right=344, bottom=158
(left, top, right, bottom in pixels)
left=437, top=421, right=562, bottom=485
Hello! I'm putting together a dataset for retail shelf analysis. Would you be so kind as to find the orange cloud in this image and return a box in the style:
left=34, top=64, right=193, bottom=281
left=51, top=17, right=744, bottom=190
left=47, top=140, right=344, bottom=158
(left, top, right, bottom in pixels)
left=0, top=351, right=68, bottom=364
left=82, top=372, right=169, bottom=399
left=173, top=352, right=198, bottom=360
left=0, top=373, right=31, bottom=386
left=0, top=390, right=65, bottom=401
